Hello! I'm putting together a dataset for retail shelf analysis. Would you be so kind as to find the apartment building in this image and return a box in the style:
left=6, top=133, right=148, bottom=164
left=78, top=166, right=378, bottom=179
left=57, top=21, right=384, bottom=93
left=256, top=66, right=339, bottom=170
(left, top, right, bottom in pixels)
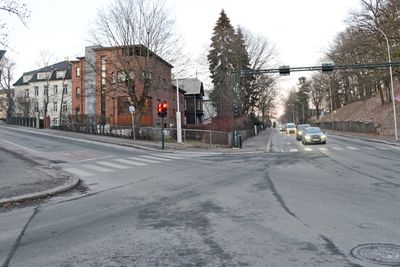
left=13, top=61, right=72, bottom=126
left=71, top=46, right=185, bottom=128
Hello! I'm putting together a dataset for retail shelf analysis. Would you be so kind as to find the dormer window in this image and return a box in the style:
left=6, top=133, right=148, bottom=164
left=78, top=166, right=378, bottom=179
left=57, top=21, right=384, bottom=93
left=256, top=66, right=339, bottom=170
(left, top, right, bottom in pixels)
left=56, top=70, right=66, bottom=79
left=23, top=75, right=32, bottom=83
left=37, top=72, right=51, bottom=80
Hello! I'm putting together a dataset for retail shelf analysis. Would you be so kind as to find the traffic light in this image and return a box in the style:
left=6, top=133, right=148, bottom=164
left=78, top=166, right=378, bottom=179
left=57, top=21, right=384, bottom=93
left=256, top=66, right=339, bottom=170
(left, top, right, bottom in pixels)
left=279, top=65, right=290, bottom=76
left=233, top=103, right=239, bottom=118
left=157, top=101, right=168, bottom=117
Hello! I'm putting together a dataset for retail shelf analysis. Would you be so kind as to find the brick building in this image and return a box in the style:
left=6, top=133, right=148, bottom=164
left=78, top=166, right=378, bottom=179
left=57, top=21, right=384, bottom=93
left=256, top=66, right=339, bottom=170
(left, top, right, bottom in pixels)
left=71, top=46, right=185, bottom=128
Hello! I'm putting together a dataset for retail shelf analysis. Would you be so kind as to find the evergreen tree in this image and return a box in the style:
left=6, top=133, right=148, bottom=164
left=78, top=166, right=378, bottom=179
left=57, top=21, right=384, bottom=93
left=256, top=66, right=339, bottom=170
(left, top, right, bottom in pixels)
left=233, top=27, right=253, bottom=116
left=208, top=10, right=236, bottom=117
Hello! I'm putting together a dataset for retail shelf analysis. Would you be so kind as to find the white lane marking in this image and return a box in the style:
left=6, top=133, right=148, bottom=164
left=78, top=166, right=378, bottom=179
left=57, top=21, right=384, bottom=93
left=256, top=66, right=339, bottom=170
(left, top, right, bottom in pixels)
left=290, top=148, right=298, bottom=152
left=331, top=146, right=343, bottom=150
left=97, top=161, right=131, bottom=169
left=393, top=146, right=400, bottom=150
left=364, top=146, right=376, bottom=150
left=319, top=147, right=328, bottom=151
left=128, top=157, right=159, bottom=163
left=78, top=155, right=114, bottom=162
left=303, top=147, right=312, bottom=151
left=140, top=155, right=172, bottom=161
left=346, top=146, right=358, bottom=150
left=113, top=158, right=147, bottom=166
left=287, top=142, right=291, bottom=145
left=0, top=139, right=40, bottom=153
left=81, top=164, right=113, bottom=172
left=63, top=168, right=94, bottom=177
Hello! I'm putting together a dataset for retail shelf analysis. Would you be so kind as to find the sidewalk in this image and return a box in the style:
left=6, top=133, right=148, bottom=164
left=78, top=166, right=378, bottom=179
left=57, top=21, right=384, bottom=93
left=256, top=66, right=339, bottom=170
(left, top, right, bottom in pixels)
left=0, top=146, right=79, bottom=206
left=325, top=129, right=400, bottom=146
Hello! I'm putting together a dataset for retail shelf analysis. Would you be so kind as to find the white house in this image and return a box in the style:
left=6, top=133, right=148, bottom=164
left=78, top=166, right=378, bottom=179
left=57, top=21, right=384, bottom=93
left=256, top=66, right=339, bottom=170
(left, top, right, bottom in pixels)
left=13, top=61, right=72, bottom=126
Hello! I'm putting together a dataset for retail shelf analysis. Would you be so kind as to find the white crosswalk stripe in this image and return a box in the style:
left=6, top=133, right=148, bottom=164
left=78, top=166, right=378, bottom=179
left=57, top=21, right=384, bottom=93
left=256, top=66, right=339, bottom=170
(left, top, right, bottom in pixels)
left=63, top=168, right=94, bottom=177
left=113, top=158, right=147, bottom=166
left=128, top=156, right=159, bottom=163
left=157, top=154, right=187, bottom=160
left=98, top=161, right=131, bottom=169
left=290, top=148, right=298, bottom=152
left=81, top=164, right=113, bottom=172
left=331, top=146, right=343, bottom=150
left=140, top=155, right=172, bottom=161
left=376, top=146, right=389, bottom=150
left=346, top=146, right=358, bottom=150
left=319, top=147, right=328, bottom=151
left=303, top=147, right=312, bottom=151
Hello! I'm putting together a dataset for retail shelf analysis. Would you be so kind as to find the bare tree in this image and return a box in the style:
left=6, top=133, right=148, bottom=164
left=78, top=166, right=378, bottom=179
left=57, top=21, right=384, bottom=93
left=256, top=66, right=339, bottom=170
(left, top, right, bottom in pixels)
left=0, top=0, right=30, bottom=47
left=0, top=56, right=15, bottom=118
left=309, top=73, right=328, bottom=119
left=241, top=27, right=279, bottom=122
left=89, top=0, right=186, bottom=132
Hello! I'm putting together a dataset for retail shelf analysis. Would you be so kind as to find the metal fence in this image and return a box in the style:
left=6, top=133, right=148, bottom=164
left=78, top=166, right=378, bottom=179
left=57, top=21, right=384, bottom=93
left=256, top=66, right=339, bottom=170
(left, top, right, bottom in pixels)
left=5, top=117, right=262, bottom=148
left=316, top=121, right=381, bottom=134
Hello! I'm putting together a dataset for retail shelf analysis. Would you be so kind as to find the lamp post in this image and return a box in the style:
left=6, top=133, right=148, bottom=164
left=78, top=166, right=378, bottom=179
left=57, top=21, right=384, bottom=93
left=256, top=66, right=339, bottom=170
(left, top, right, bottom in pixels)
left=377, top=28, right=398, bottom=141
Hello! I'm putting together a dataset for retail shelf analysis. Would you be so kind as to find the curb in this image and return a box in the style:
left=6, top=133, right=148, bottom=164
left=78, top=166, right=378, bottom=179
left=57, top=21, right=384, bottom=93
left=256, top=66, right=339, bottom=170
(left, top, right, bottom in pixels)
left=0, top=177, right=80, bottom=206
left=265, top=129, right=274, bottom=152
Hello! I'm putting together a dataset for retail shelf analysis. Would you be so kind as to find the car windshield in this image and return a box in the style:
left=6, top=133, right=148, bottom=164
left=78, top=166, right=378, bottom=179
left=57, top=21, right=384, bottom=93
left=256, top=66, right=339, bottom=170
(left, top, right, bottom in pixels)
left=287, top=124, right=295, bottom=128
left=305, top=127, right=322, bottom=134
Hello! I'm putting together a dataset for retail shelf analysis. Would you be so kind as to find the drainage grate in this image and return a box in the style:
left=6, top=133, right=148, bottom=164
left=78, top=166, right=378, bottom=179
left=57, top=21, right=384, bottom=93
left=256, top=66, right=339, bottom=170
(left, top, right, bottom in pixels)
left=351, top=243, right=400, bottom=266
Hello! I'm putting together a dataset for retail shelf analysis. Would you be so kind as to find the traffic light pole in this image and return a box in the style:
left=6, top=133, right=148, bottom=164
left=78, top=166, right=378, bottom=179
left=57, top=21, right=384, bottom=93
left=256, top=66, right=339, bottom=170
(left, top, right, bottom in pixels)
left=161, top=117, right=165, bottom=150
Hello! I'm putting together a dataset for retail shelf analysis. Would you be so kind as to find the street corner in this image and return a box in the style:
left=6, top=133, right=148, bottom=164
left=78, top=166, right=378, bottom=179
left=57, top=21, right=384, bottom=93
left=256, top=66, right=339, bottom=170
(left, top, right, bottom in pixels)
left=0, top=149, right=80, bottom=207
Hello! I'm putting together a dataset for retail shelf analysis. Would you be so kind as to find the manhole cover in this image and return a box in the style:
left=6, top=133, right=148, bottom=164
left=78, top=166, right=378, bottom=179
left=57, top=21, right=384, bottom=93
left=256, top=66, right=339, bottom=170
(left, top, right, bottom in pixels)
left=351, top=243, right=400, bottom=266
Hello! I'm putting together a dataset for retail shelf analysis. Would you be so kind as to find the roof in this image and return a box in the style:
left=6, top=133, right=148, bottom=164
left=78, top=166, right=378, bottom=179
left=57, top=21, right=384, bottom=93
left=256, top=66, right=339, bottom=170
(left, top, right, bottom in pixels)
left=13, top=61, right=72, bottom=86
left=172, top=78, right=204, bottom=96
left=93, top=45, right=174, bottom=69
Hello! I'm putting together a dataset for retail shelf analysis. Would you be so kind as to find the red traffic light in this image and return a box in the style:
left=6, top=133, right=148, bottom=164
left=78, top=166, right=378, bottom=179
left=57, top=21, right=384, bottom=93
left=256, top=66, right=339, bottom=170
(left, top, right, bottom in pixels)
left=157, top=101, right=168, bottom=117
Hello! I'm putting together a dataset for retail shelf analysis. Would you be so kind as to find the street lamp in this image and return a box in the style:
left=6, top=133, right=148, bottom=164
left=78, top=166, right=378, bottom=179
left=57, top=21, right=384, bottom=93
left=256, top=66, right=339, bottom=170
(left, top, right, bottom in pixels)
left=377, top=27, right=398, bottom=141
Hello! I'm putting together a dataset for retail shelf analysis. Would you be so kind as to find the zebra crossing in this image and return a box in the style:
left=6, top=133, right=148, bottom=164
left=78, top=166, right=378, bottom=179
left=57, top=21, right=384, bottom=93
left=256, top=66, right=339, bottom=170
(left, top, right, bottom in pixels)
left=61, top=153, right=212, bottom=177
left=279, top=144, right=399, bottom=153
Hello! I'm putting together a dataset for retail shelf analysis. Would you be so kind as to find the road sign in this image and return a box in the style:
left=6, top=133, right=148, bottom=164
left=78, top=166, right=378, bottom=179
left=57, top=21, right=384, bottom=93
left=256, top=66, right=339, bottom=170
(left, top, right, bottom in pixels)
left=129, top=105, right=135, bottom=113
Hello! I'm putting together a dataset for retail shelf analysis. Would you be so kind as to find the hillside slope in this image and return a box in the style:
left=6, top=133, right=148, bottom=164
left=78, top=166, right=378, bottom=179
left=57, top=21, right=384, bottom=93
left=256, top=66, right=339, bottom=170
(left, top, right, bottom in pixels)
left=315, top=88, right=400, bottom=137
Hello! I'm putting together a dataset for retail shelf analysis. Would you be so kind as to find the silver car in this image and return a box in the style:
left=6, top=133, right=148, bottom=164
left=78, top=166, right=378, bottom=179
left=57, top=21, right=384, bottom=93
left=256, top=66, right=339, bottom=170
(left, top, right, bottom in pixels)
left=296, top=124, right=311, bottom=141
left=302, top=127, right=327, bottom=145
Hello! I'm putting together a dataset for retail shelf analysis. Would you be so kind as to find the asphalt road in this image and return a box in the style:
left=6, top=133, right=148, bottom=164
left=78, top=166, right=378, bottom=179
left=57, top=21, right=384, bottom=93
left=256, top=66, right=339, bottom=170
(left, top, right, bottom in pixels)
left=1, top=127, right=399, bottom=266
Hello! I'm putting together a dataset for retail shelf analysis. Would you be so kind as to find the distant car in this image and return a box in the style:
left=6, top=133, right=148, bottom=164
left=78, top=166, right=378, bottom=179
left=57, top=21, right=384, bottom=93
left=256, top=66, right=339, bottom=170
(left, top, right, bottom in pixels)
left=302, top=127, right=326, bottom=145
left=296, top=124, right=311, bottom=141
left=286, top=123, right=296, bottom=134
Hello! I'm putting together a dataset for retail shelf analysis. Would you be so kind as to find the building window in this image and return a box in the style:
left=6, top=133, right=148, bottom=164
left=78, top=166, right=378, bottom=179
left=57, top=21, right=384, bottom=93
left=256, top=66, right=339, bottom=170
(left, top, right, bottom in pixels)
left=101, top=56, right=106, bottom=85
left=34, top=102, right=39, bottom=113
left=76, top=87, right=80, bottom=97
left=76, top=67, right=81, bottom=77
left=44, top=85, right=48, bottom=96
left=23, top=75, right=32, bottom=83
left=34, top=86, right=39, bottom=96
left=37, top=72, right=51, bottom=80
left=56, top=71, right=66, bottom=79
left=25, top=89, right=29, bottom=98
left=62, top=103, right=68, bottom=112
left=63, top=84, right=68, bottom=95
left=53, top=101, right=58, bottom=112
left=53, top=85, right=58, bottom=94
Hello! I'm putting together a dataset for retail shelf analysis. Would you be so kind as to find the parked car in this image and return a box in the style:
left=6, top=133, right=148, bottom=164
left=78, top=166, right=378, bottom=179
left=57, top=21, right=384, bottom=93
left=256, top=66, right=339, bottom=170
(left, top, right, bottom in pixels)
left=286, top=123, right=296, bottom=134
left=302, top=127, right=326, bottom=145
left=296, top=124, right=311, bottom=141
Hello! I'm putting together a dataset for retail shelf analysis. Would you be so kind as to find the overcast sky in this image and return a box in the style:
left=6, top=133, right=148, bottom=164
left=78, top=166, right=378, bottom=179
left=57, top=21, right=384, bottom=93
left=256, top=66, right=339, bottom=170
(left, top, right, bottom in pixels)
left=4, top=0, right=361, bottom=95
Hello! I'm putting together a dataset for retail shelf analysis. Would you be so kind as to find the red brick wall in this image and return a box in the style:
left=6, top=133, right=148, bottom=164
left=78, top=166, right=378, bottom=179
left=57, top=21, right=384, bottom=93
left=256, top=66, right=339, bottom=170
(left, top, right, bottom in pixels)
left=71, top=59, right=85, bottom=121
